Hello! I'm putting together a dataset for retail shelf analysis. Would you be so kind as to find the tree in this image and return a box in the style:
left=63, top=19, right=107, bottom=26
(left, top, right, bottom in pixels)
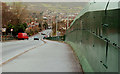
left=18, top=24, right=25, bottom=32
left=10, top=2, right=28, bottom=24
left=2, top=2, right=29, bottom=36
left=39, top=23, right=41, bottom=28
left=23, top=23, right=28, bottom=29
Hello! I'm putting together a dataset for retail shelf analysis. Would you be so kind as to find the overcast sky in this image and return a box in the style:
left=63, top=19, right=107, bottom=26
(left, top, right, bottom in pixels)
left=0, top=0, right=90, bottom=2
left=0, top=0, right=119, bottom=2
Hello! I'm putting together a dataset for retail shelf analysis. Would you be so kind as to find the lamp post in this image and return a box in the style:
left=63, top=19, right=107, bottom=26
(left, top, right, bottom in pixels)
left=11, top=29, right=13, bottom=36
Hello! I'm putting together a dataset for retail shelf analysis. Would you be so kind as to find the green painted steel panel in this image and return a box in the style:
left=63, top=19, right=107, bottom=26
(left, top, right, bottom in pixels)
left=65, top=8, right=120, bottom=72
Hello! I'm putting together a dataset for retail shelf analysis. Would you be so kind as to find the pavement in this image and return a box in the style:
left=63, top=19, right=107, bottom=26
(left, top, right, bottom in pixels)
left=1, top=29, right=52, bottom=64
left=1, top=29, right=82, bottom=72
left=2, top=40, right=82, bottom=72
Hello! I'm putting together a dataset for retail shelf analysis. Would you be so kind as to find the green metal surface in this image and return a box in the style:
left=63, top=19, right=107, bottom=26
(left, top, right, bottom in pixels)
left=65, top=8, right=120, bottom=72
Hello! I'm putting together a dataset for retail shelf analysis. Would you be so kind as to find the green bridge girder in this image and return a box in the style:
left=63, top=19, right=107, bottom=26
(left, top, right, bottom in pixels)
left=45, top=2, right=120, bottom=73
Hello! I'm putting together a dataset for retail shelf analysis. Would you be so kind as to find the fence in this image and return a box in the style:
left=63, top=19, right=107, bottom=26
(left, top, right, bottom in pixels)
left=44, top=35, right=65, bottom=41
left=2, top=35, right=15, bottom=41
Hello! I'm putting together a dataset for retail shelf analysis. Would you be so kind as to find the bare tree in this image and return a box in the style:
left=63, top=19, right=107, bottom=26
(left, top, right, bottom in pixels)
left=2, top=2, right=29, bottom=36
left=10, top=2, right=28, bottom=24
left=3, top=3, right=29, bottom=25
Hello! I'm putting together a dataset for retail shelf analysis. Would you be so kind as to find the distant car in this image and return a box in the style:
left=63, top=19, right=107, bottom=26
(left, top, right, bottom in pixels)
left=48, top=26, right=52, bottom=29
left=18, top=33, right=28, bottom=40
left=34, top=36, right=39, bottom=40
left=41, top=33, right=46, bottom=35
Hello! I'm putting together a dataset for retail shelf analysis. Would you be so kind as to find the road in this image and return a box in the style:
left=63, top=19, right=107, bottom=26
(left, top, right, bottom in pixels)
left=29, top=29, right=52, bottom=40
left=2, top=29, right=52, bottom=64
left=1, top=29, right=82, bottom=72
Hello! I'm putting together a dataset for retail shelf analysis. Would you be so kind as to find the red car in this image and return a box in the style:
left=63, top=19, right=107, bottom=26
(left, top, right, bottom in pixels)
left=18, top=33, right=28, bottom=40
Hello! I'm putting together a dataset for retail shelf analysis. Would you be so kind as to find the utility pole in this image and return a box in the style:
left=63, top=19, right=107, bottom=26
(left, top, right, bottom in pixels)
left=67, top=15, right=69, bottom=29
left=56, top=15, right=58, bottom=36
left=1, top=31, right=2, bottom=42
left=66, top=13, right=69, bottom=30
left=51, top=16, right=53, bottom=37
left=11, top=29, right=13, bottom=36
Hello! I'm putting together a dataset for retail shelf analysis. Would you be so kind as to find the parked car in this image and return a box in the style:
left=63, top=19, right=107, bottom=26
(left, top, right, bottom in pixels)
left=34, top=36, right=39, bottom=40
left=18, top=33, right=28, bottom=40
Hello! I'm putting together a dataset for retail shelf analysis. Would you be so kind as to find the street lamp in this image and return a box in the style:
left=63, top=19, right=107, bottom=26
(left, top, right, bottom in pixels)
left=11, top=28, right=13, bottom=36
